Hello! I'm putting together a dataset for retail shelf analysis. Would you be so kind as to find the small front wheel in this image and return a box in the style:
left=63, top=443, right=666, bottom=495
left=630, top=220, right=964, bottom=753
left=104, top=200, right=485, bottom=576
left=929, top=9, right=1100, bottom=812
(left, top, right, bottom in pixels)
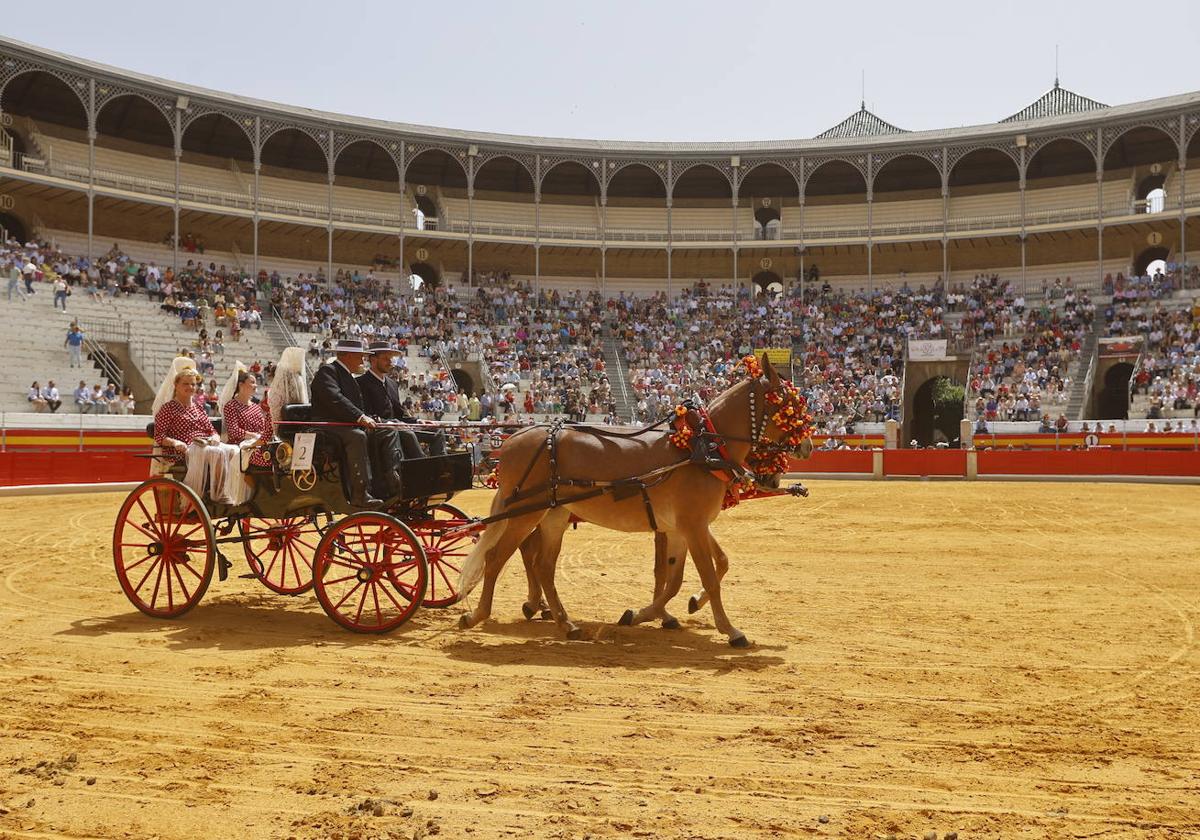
left=239, top=514, right=327, bottom=595
left=312, top=513, right=428, bottom=633
left=405, top=503, right=477, bottom=608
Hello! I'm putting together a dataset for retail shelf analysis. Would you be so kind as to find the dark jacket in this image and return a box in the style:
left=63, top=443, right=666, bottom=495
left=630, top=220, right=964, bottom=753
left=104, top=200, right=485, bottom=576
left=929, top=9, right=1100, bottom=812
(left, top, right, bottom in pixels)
left=358, top=370, right=416, bottom=422
left=310, top=361, right=366, bottom=423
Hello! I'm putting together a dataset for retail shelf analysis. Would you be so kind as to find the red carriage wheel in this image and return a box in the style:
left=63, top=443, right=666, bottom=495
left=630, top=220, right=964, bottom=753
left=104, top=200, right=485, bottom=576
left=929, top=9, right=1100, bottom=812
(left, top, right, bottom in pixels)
left=239, top=514, right=327, bottom=595
left=405, top=503, right=478, bottom=608
left=312, top=513, right=428, bottom=633
left=112, top=477, right=214, bottom=619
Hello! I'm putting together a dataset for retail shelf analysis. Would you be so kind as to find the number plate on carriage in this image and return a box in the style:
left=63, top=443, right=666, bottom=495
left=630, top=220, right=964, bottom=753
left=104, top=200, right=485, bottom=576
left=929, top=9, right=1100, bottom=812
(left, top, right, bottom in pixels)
left=291, top=433, right=316, bottom=472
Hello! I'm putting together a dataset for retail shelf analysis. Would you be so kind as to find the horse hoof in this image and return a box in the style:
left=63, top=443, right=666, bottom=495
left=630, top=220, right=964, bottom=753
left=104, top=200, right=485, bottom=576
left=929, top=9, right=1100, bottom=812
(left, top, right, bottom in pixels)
left=458, top=613, right=472, bottom=630
left=688, top=596, right=701, bottom=614
left=728, top=634, right=750, bottom=648
left=566, top=627, right=583, bottom=641
left=662, top=617, right=681, bottom=630
left=540, top=609, right=553, bottom=621
left=618, top=609, right=635, bottom=626
left=521, top=602, right=536, bottom=620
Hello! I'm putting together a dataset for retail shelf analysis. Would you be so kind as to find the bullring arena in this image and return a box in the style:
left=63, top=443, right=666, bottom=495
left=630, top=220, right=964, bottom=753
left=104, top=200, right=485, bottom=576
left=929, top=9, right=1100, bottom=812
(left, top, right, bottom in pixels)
left=1, top=481, right=1198, bottom=839
left=2, top=11, right=1200, bottom=840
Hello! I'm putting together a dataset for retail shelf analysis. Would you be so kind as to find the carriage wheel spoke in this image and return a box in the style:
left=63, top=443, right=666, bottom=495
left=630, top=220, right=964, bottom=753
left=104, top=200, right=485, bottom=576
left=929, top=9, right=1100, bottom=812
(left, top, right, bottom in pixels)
left=148, top=555, right=166, bottom=607
left=176, top=556, right=205, bottom=582
left=370, top=582, right=384, bottom=627
left=134, top=496, right=161, bottom=532
left=126, top=515, right=161, bottom=543
left=323, top=573, right=359, bottom=586
left=378, top=577, right=407, bottom=612
left=353, top=581, right=370, bottom=624
left=333, top=579, right=365, bottom=610
left=262, top=543, right=283, bottom=585
left=121, top=553, right=155, bottom=574
left=286, top=541, right=304, bottom=586
left=165, top=557, right=175, bottom=611
left=170, top=558, right=193, bottom=603
left=133, top=556, right=163, bottom=595
left=434, top=560, right=457, bottom=595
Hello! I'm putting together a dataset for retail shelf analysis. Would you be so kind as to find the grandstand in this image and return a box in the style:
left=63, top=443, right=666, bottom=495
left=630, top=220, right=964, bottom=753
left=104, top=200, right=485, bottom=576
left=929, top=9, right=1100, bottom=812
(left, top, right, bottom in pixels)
left=1, top=36, right=1199, bottom=443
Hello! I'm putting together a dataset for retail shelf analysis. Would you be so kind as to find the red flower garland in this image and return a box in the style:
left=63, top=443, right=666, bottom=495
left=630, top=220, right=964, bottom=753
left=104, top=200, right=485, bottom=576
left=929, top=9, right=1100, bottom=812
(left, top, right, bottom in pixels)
left=670, top=356, right=816, bottom=508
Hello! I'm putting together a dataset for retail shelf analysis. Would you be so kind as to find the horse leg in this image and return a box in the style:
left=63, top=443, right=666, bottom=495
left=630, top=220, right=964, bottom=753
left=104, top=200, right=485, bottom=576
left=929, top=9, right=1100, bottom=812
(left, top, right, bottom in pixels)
left=532, top=508, right=581, bottom=640
left=458, top=511, right=545, bottom=630
left=683, top=524, right=747, bottom=647
left=518, top=528, right=550, bottom=620
left=618, top=531, right=687, bottom=629
left=687, top=532, right=727, bottom=615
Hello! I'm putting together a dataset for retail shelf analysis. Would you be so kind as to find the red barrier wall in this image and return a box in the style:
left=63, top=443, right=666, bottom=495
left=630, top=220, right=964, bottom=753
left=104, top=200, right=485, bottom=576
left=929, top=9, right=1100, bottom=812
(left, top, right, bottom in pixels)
left=977, top=449, right=1200, bottom=477
left=884, top=449, right=966, bottom=476
left=793, top=449, right=874, bottom=474
left=0, top=452, right=147, bottom=486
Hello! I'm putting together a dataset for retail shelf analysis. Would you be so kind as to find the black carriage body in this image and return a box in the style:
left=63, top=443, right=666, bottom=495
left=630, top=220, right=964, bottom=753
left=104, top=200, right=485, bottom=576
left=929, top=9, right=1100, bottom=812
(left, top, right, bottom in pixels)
left=147, top=406, right=474, bottom=521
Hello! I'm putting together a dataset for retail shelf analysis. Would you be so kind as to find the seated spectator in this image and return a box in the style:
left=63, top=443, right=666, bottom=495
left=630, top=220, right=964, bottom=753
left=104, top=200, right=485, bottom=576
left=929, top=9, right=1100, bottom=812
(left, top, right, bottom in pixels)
left=102, top=382, right=121, bottom=414
left=28, top=381, right=47, bottom=412
left=90, top=383, right=105, bottom=409
left=1038, top=414, right=1054, bottom=433
left=73, top=380, right=92, bottom=413
left=42, top=381, right=61, bottom=413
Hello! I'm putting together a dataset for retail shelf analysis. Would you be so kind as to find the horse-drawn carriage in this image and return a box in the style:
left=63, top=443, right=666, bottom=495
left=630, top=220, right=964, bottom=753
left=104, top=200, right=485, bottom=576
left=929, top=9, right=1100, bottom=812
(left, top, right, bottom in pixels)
left=112, top=404, right=478, bottom=633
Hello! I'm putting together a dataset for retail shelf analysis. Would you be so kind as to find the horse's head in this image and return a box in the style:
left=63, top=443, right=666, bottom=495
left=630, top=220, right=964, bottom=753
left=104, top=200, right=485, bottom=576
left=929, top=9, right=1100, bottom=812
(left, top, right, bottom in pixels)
left=751, top=353, right=815, bottom=462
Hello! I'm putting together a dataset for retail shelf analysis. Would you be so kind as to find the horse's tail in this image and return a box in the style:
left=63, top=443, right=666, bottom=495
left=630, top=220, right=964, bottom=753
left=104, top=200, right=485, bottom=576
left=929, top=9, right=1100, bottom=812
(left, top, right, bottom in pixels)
left=458, top=516, right=509, bottom=598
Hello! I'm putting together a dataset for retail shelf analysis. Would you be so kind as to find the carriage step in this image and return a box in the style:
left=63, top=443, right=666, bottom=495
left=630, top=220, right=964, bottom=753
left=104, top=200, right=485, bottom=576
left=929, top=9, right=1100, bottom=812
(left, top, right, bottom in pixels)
left=217, top=552, right=232, bottom=582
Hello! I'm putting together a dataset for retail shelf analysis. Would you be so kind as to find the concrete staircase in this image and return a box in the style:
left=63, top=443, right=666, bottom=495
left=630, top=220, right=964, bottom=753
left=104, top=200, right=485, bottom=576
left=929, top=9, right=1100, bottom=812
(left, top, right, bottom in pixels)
left=601, top=334, right=636, bottom=421
left=0, top=283, right=284, bottom=413
left=1065, top=325, right=1099, bottom=419
left=0, top=289, right=116, bottom=414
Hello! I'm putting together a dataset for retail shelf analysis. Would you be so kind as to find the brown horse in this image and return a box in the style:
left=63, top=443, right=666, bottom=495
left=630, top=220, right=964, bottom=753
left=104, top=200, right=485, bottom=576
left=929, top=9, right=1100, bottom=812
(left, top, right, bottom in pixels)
left=458, top=354, right=808, bottom=646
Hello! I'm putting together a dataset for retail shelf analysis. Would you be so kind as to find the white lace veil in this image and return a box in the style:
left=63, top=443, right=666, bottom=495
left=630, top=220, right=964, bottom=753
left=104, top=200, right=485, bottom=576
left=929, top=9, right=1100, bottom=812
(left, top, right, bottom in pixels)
left=269, top=347, right=309, bottom=426
left=152, top=356, right=201, bottom=414
left=218, top=361, right=247, bottom=423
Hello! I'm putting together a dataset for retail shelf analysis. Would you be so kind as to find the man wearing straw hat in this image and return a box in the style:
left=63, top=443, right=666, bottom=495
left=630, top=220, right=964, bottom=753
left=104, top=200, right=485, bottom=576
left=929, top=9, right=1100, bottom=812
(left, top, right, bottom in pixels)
left=309, top=338, right=395, bottom=508
left=359, top=340, right=448, bottom=461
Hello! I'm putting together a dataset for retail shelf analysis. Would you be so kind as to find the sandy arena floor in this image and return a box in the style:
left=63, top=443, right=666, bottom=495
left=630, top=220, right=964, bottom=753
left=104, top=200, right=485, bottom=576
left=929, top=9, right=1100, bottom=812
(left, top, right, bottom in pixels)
left=0, top=481, right=1198, bottom=839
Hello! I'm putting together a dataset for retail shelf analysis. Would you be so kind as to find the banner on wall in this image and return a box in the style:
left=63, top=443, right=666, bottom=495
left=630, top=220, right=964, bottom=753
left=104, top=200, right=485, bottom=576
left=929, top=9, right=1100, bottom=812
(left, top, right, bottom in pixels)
left=753, top=348, right=792, bottom=367
left=908, top=339, right=948, bottom=361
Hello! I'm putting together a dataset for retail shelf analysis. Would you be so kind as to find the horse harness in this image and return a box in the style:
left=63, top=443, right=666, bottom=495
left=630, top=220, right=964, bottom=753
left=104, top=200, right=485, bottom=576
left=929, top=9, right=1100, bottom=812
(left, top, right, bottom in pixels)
left=489, top=383, right=774, bottom=532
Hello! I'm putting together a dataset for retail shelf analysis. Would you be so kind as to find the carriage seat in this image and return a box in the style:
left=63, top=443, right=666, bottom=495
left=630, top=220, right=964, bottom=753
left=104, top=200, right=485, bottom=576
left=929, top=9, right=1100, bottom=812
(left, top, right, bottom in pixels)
left=146, top=418, right=223, bottom=439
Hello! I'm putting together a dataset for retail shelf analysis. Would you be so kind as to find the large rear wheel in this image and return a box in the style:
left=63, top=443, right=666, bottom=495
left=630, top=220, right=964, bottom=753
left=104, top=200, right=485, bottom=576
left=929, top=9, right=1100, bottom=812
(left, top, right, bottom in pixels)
left=112, top=477, right=214, bottom=618
left=312, top=513, right=428, bottom=633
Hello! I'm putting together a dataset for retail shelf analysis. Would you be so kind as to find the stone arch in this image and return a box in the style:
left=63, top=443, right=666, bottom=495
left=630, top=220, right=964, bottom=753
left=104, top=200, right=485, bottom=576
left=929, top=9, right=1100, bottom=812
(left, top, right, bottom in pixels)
left=737, top=161, right=800, bottom=202
left=539, top=159, right=602, bottom=197
left=1097, top=362, right=1134, bottom=420
left=1102, top=124, right=1180, bottom=167
left=1025, top=136, right=1097, bottom=181
left=804, top=158, right=868, bottom=197
left=872, top=154, right=942, bottom=194
left=409, top=260, right=440, bottom=289
left=472, top=154, right=535, bottom=194
left=605, top=162, right=667, bottom=198
left=180, top=112, right=254, bottom=163
left=95, top=93, right=174, bottom=152
left=334, top=138, right=400, bottom=184
left=260, top=126, right=329, bottom=176
left=0, top=69, right=88, bottom=131
left=752, top=269, right=783, bottom=297
left=1133, top=246, right=1170, bottom=277
left=0, top=210, right=30, bottom=243
left=405, top=147, right=468, bottom=191
left=910, top=376, right=963, bottom=448
left=450, top=368, right=475, bottom=396
left=948, top=146, right=1020, bottom=188
left=670, top=162, right=732, bottom=200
